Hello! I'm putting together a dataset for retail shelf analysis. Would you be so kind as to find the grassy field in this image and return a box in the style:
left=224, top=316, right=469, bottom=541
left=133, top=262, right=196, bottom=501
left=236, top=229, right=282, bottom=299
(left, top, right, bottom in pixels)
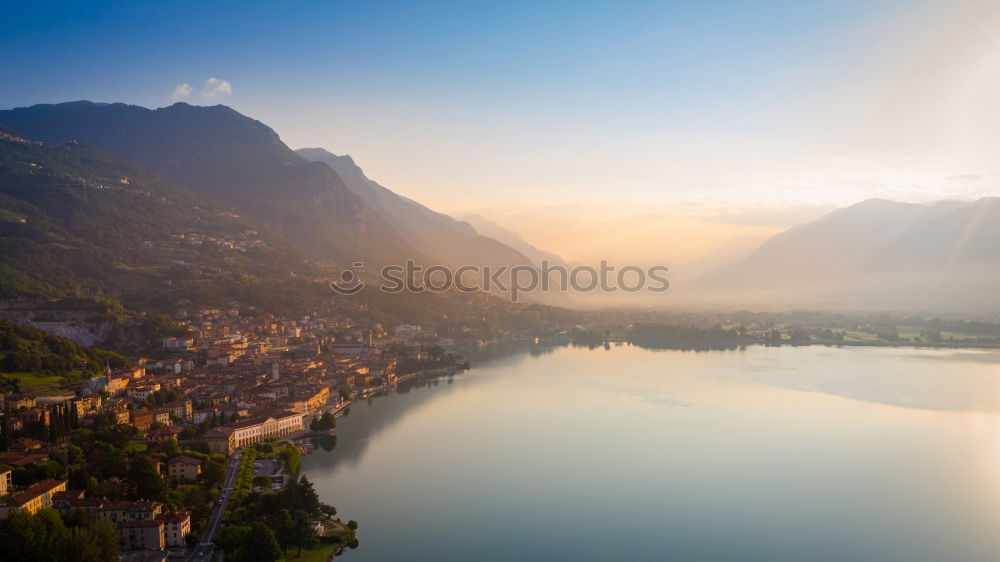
left=841, top=331, right=879, bottom=343
left=3, top=371, right=66, bottom=388
left=277, top=520, right=355, bottom=561
left=280, top=543, right=337, bottom=562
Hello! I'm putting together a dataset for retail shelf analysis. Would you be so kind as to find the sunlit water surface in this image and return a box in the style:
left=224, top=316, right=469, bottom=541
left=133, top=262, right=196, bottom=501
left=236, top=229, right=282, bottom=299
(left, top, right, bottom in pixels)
left=302, top=345, right=1000, bottom=561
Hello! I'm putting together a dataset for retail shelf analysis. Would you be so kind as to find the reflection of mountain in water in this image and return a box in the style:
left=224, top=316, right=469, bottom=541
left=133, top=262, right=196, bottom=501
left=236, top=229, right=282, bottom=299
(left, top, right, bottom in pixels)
left=304, top=379, right=459, bottom=472
left=303, top=347, right=548, bottom=472
left=706, top=347, right=1000, bottom=412
left=630, top=341, right=745, bottom=352
left=465, top=342, right=564, bottom=365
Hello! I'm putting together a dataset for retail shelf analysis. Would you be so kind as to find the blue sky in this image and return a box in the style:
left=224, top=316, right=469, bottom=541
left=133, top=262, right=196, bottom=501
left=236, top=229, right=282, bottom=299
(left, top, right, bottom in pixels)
left=4, top=1, right=1000, bottom=265
left=3, top=1, right=875, bottom=109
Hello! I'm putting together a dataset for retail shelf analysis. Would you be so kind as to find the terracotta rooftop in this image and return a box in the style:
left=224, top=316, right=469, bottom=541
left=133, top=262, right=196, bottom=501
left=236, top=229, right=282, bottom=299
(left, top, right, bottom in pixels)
left=0, top=479, right=67, bottom=507
left=52, top=490, right=85, bottom=501
left=159, top=510, right=191, bottom=523
left=168, top=455, right=201, bottom=466
left=122, top=519, right=163, bottom=528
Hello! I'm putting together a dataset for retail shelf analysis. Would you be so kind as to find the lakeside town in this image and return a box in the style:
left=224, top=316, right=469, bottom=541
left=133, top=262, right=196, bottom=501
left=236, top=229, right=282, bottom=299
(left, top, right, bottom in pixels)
left=0, top=303, right=469, bottom=561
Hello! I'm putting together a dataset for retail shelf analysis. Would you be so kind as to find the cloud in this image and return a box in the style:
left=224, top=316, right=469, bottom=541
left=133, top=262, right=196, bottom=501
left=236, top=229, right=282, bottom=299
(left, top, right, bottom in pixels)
left=170, top=83, right=193, bottom=101
left=201, top=77, right=232, bottom=99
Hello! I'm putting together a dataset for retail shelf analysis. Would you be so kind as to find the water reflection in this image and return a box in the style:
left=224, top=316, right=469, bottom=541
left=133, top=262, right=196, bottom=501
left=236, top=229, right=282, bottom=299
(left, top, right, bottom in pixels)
left=308, top=348, right=546, bottom=471
left=696, top=346, right=1000, bottom=411
left=301, top=345, right=1000, bottom=562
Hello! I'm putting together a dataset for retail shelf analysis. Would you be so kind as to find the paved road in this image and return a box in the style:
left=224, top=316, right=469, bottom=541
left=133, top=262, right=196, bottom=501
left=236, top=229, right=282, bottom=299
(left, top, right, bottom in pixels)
left=186, top=451, right=242, bottom=561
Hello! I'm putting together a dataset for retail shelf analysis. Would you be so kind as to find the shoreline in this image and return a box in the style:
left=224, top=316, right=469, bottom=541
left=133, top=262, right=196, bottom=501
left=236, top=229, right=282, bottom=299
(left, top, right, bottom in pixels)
left=317, top=364, right=464, bottom=422
left=598, top=339, right=1000, bottom=352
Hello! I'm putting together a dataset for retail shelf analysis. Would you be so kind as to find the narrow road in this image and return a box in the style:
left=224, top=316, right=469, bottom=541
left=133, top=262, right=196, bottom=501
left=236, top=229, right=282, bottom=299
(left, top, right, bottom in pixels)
left=186, top=450, right=242, bottom=561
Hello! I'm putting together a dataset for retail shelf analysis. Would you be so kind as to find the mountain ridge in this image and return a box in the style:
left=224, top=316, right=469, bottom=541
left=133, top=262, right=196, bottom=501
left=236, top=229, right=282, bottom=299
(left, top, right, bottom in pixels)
left=458, top=213, right=566, bottom=268
left=0, top=101, right=427, bottom=267
left=295, top=147, right=534, bottom=270
left=689, top=197, right=1000, bottom=311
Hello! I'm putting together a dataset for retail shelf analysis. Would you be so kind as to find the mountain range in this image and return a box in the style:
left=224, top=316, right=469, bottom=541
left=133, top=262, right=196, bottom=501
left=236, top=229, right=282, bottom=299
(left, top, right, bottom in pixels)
left=0, top=101, right=533, bottom=270
left=3, top=101, right=1000, bottom=314
left=688, top=197, right=1000, bottom=311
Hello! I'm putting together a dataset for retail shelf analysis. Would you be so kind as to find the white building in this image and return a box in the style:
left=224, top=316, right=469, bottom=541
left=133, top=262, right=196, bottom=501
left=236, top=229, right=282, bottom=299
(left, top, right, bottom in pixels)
left=231, top=410, right=304, bottom=449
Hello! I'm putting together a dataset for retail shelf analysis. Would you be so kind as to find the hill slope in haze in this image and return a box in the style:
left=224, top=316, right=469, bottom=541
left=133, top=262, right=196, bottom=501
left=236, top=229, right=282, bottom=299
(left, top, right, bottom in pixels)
left=458, top=214, right=566, bottom=267
left=691, top=198, right=1000, bottom=311
left=296, top=148, right=533, bottom=269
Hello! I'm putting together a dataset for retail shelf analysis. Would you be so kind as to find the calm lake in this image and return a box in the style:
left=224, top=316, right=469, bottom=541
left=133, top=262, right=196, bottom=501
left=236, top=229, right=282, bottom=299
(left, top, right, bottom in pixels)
left=301, top=344, right=1000, bottom=561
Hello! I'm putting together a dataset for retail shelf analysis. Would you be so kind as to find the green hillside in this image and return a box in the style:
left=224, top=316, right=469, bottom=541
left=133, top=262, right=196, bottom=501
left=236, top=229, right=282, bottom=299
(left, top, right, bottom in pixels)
left=0, top=130, right=328, bottom=315
left=0, top=317, right=127, bottom=392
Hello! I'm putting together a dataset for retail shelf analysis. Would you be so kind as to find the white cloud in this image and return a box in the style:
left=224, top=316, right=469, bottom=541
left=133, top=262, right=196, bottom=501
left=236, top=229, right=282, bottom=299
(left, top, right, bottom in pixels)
left=201, top=77, right=232, bottom=99
left=170, top=83, right=193, bottom=101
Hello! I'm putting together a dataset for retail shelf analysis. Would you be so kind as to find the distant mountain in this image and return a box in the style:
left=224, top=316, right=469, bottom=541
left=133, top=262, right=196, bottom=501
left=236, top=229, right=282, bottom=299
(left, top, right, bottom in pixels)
left=459, top=214, right=566, bottom=267
left=690, top=198, right=1000, bottom=311
left=0, top=126, right=326, bottom=315
left=295, top=148, right=533, bottom=269
left=0, top=101, right=426, bottom=266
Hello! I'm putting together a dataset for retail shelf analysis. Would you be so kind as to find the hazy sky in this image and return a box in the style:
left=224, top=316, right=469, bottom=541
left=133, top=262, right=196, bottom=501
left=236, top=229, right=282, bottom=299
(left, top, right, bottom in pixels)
left=4, top=0, right=1000, bottom=266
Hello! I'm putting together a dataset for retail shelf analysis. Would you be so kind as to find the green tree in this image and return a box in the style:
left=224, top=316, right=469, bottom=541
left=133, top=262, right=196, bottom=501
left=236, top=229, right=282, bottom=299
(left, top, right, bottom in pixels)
left=297, top=476, right=320, bottom=514
left=275, top=509, right=295, bottom=556
left=64, top=519, right=120, bottom=562
left=68, top=403, right=80, bottom=430
left=278, top=475, right=319, bottom=516
left=160, top=439, right=181, bottom=457
left=279, top=446, right=301, bottom=475
left=237, top=521, right=282, bottom=562
left=127, top=454, right=165, bottom=500
left=200, top=458, right=225, bottom=485
left=309, top=412, right=336, bottom=431
left=0, top=416, right=10, bottom=450
left=0, top=508, right=68, bottom=561
left=214, top=524, right=250, bottom=554
left=290, top=510, right=318, bottom=557
left=66, top=443, right=84, bottom=466
left=337, top=384, right=352, bottom=400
